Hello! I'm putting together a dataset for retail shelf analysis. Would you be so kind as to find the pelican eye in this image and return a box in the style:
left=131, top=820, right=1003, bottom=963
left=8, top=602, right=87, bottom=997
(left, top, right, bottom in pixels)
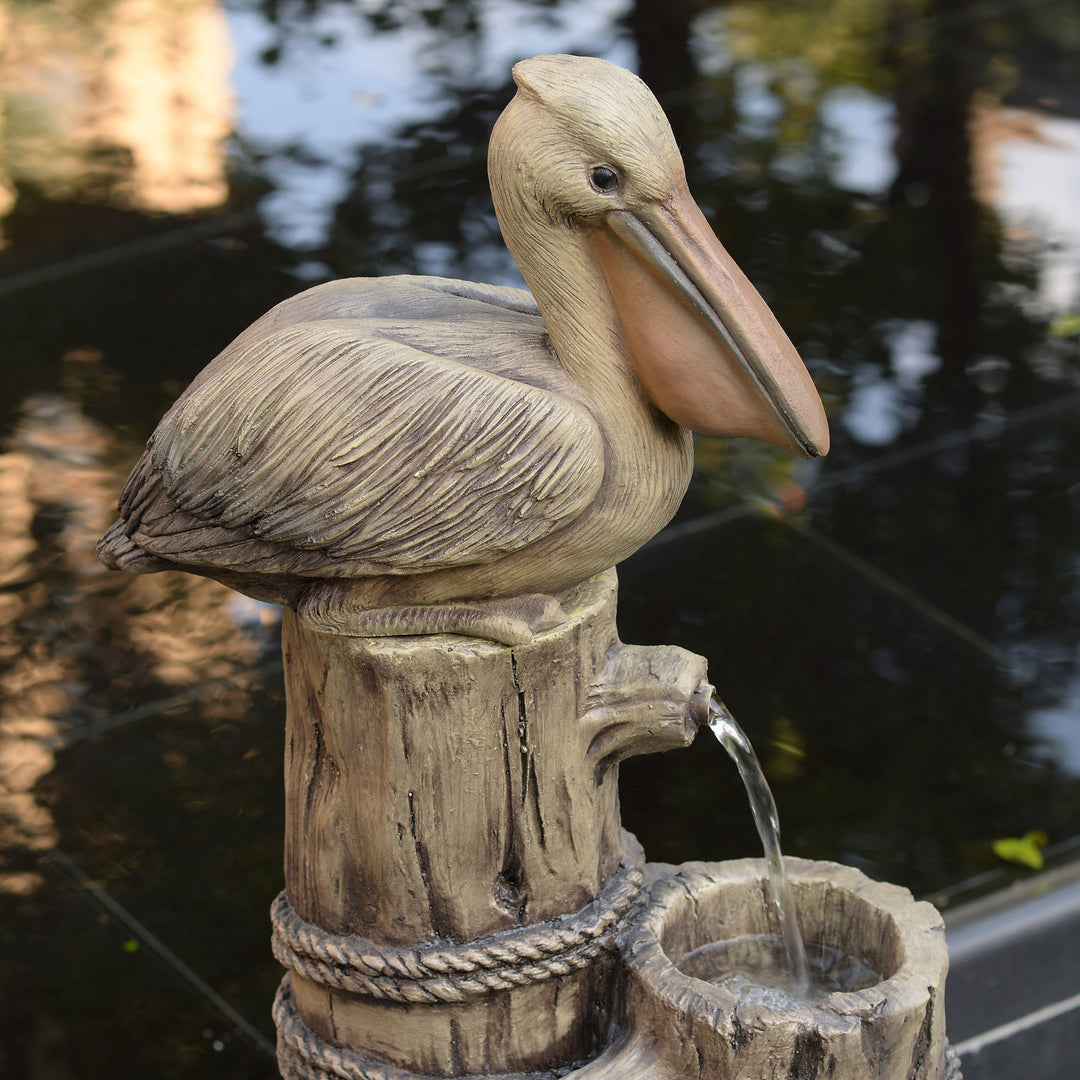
left=589, top=165, right=620, bottom=193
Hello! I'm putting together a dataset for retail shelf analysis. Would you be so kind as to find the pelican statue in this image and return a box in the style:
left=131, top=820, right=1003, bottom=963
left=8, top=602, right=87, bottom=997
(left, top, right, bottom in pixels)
left=99, top=54, right=829, bottom=645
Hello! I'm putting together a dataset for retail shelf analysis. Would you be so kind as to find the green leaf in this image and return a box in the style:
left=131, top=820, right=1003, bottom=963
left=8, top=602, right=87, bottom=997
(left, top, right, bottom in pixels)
left=1049, top=313, right=1080, bottom=339
left=992, top=830, right=1048, bottom=870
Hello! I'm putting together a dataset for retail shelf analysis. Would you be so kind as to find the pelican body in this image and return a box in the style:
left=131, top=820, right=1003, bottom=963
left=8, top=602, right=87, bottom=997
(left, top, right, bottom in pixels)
left=99, top=55, right=829, bottom=644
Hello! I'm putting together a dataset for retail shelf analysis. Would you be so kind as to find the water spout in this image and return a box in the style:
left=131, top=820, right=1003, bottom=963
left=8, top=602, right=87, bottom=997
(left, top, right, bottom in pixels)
left=705, top=694, right=811, bottom=992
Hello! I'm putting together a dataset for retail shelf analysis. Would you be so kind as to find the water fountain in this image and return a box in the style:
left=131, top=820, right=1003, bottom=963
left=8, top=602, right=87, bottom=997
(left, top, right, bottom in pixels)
left=99, top=53, right=956, bottom=1079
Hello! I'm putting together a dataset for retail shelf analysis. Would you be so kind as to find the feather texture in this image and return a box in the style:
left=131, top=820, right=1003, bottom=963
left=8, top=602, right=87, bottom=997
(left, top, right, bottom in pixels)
left=110, top=277, right=604, bottom=579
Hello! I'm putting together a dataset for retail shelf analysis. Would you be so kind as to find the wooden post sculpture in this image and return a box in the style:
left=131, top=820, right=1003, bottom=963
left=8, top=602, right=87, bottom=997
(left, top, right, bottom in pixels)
left=92, top=54, right=962, bottom=1080
left=271, top=572, right=709, bottom=1075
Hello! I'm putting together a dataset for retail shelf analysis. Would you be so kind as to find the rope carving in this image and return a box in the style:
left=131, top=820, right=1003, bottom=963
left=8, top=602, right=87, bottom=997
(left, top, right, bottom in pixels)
left=274, top=978, right=419, bottom=1080
left=271, top=862, right=644, bottom=1004
left=944, top=1044, right=963, bottom=1080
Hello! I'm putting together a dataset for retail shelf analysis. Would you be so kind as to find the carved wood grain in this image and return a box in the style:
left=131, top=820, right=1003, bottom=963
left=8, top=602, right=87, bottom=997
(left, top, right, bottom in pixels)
left=281, top=570, right=709, bottom=1075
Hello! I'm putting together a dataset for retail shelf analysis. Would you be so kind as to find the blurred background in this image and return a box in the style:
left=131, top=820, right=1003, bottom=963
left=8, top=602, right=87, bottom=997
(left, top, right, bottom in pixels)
left=1, top=0, right=1078, bottom=1074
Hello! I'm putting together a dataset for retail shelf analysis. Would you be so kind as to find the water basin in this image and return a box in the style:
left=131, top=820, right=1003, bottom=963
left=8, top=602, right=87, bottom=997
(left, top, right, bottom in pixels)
left=678, top=934, right=881, bottom=1009
left=619, top=858, right=949, bottom=1079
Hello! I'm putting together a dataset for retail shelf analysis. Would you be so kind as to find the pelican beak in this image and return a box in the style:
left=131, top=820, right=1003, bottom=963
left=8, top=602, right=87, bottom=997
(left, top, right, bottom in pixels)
left=592, top=187, right=829, bottom=458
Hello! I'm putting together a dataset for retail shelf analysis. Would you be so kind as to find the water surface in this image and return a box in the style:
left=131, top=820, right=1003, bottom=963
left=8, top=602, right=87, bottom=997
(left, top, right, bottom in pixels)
left=2, top=0, right=1079, bottom=1072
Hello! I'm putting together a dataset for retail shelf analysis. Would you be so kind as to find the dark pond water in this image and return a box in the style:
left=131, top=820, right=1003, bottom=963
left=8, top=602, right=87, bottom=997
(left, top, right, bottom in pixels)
left=1, top=0, right=1079, bottom=1073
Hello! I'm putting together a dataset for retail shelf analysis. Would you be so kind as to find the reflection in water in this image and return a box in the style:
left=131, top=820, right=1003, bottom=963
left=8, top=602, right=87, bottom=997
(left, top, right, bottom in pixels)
left=0, top=393, right=112, bottom=894
left=228, top=0, right=636, bottom=249
left=1029, top=667, right=1080, bottom=776
left=0, top=0, right=232, bottom=239
left=0, top=371, right=276, bottom=898
left=843, top=320, right=941, bottom=446
left=0, top=0, right=1078, bottom=1068
left=971, top=104, right=1080, bottom=312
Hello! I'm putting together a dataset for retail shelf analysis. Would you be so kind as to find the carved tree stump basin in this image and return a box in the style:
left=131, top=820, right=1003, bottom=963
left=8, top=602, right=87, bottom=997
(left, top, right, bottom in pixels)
left=597, top=858, right=953, bottom=1080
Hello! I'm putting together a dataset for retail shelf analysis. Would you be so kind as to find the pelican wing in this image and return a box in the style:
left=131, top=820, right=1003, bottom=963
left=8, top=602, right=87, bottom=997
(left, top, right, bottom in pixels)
left=195, top=275, right=541, bottom=370
left=119, top=317, right=603, bottom=576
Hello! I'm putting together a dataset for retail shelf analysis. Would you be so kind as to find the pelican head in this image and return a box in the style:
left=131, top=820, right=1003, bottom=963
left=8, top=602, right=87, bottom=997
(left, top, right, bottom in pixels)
left=489, top=54, right=829, bottom=458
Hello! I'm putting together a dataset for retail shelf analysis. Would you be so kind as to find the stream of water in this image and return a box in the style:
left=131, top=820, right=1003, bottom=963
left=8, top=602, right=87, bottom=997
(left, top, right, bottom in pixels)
left=697, top=696, right=882, bottom=1008
left=706, top=696, right=811, bottom=993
